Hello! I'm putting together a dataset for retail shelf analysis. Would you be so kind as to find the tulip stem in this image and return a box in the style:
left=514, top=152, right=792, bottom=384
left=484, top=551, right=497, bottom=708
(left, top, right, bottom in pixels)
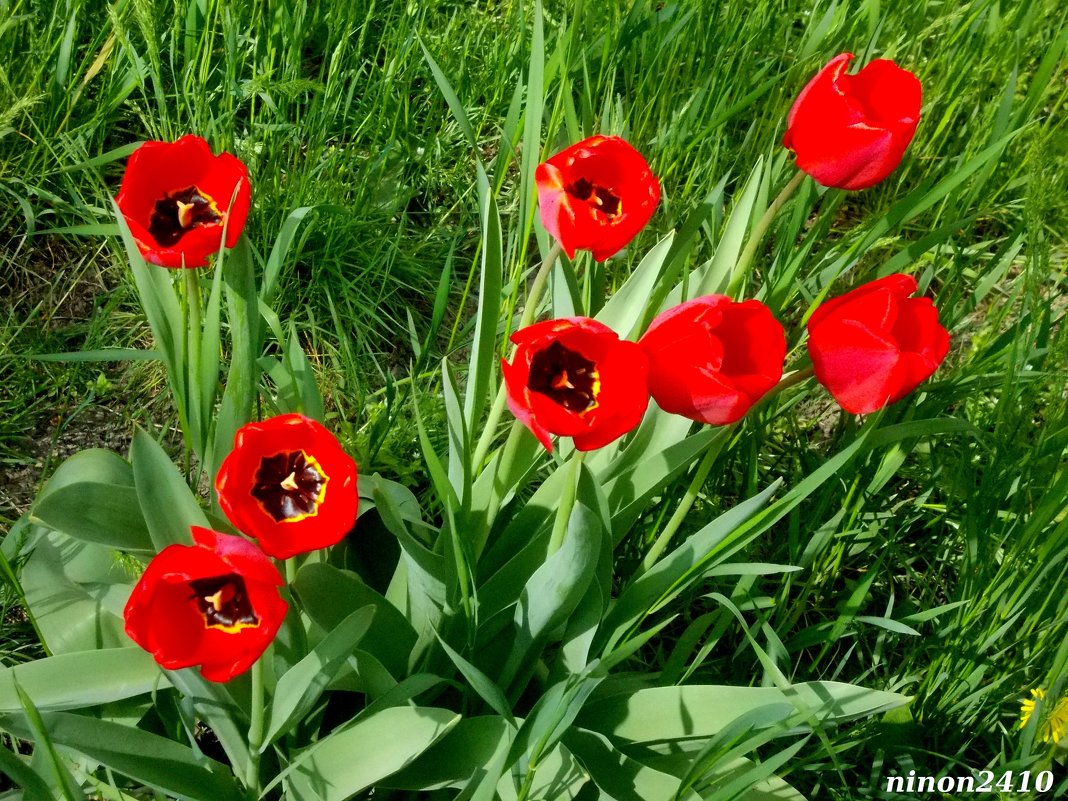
left=181, top=267, right=203, bottom=481
left=472, top=242, right=564, bottom=471
left=245, top=657, right=265, bottom=792
left=637, top=366, right=815, bottom=573
left=547, top=450, right=585, bottom=555
left=727, top=169, right=807, bottom=297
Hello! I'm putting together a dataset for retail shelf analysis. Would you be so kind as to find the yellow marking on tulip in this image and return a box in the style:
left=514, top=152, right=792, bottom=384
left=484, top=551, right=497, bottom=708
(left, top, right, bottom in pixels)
left=280, top=472, right=300, bottom=491
left=552, top=370, right=575, bottom=390
left=176, top=200, right=196, bottom=229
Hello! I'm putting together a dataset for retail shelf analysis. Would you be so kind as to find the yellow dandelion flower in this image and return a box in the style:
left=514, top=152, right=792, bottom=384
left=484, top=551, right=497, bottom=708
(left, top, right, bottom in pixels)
left=1019, top=688, right=1068, bottom=745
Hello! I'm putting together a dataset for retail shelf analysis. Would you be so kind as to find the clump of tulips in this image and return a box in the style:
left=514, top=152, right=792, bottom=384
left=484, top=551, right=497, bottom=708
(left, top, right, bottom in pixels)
left=5, top=47, right=952, bottom=801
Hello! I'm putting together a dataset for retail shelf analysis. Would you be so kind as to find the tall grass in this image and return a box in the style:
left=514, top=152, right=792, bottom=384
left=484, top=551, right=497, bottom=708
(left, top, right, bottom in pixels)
left=1, top=0, right=1066, bottom=798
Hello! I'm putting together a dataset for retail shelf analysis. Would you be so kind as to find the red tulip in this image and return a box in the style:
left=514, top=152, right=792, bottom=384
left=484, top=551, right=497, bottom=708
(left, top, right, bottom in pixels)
left=123, top=527, right=287, bottom=682
left=807, top=274, right=949, bottom=414
left=502, top=318, right=650, bottom=451
left=215, top=414, right=359, bottom=560
left=639, top=296, right=786, bottom=425
left=783, top=53, right=921, bottom=190
left=115, top=134, right=251, bottom=268
left=535, top=135, right=660, bottom=262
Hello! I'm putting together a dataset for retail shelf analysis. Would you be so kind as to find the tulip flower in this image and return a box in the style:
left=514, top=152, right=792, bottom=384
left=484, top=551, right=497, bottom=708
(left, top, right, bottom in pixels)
left=216, top=414, right=359, bottom=560
left=502, top=317, right=650, bottom=451
left=783, top=53, right=921, bottom=190
left=115, top=134, right=251, bottom=268
left=639, top=296, right=786, bottom=425
left=123, top=527, right=287, bottom=682
left=535, top=135, right=660, bottom=261
left=807, top=273, right=949, bottom=414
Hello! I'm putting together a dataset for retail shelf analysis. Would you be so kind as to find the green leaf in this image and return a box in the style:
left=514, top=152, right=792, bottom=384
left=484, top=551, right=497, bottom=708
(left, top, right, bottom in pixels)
left=260, top=605, right=376, bottom=750
left=565, top=727, right=702, bottom=801
left=595, top=232, right=675, bottom=340
left=129, top=427, right=207, bottom=550
left=464, top=170, right=503, bottom=430
left=599, top=481, right=780, bottom=653
left=262, top=206, right=317, bottom=305
left=580, top=681, right=909, bottom=745
left=0, top=738, right=56, bottom=801
left=31, top=480, right=153, bottom=554
left=164, top=669, right=250, bottom=779
left=18, top=528, right=131, bottom=655
left=0, top=648, right=164, bottom=714
left=292, top=563, right=417, bottom=678
left=280, top=706, right=460, bottom=801
left=498, top=500, right=601, bottom=691
left=381, top=716, right=513, bottom=791
left=696, top=158, right=763, bottom=296
left=7, top=678, right=84, bottom=801
left=435, top=636, right=514, bottom=724
left=0, top=711, right=242, bottom=801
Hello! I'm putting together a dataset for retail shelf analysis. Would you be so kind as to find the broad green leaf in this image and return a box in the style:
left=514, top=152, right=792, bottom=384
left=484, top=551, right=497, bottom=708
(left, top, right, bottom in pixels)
left=375, top=483, right=446, bottom=654
left=260, top=605, right=376, bottom=750
left=130, top=428, right=206, bottom=550
left=381, top=716, right=513, bottom=791
left=464, top=169, right=503, bottom=429
left=565, top=727, right=703, bottom=801
left=0, top=711, right=241, bottom=801
left=0, top=738, right=56, bottom=801
left=498, top=500, right=600, bottom=691
left=281, top=706, right=460, bottom=801
left=498, top=740, right=588, bottom=801
left=29, top=449, right=153, bottom=553
left=33, top=449, right=132, bottom=502
left=164, top=669, right=250, bottom=779
left=30, top=482, right=152, bottom=554
left=7, top=678, right=84, bottom=801
left=18, top=529, right=131, bottom=655
left=580, top=681, right=909, bottom=745
left=696, top=158, right=763, bottom=296
left=599, top=481, right=780, bottom=653
left=595, top=232, right=675, bottom=339
left=293, top=563, right=417, bottom=678
left=436, top=636, right=514, bottom=724
left=262, top=206, right=318, bottom=304
left=0, top=648, right=163, bottom=714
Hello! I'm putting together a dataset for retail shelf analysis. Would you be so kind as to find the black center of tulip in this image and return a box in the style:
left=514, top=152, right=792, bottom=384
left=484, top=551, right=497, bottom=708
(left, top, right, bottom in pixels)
left=189, top=575, right=258, bottom=630
left=528, top=341, right=600, bottom=413
left=148, top=185, right=222, bottom=246
left=251, top=450, right=327, bottom=523
left=566, top=177, right=621, bottom=217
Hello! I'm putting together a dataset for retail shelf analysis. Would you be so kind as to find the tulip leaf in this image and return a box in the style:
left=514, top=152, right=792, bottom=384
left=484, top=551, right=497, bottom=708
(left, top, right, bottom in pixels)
left=0, top=736, right=56, bottom=801
left=579, top=681, right=909, bottom=746
left=260, top=605, right=376, bottom=751
left=0, top=648, right=164, bottom=714
left=697, top=157, right=763, bottom=296
left=598, top=480, right=779, bottom=654
left=17, top=527, right=132, bottom=655
left=28, top=448, right=154, bottom=553
left=130, top=427, right=207, bottom=550
left=0, top=710, right=242, bottom=801
left=262, top=205, right=318, bottom=305
left=30, top=481, right=153, bottom=554
left=380, top=716, right=514, bottom=791
left=498, top=498, right=600, bottom=692
left=464, top=169, right=503, bottom=430
left=596, top=231, right=675, bottom=340
left=292, top=562, right=418, bottom=678
left=564, top=727, right=703, bottom=801
left=164, top=668, right=251, bottom=780
left=279, top=706, right=460, bottom=801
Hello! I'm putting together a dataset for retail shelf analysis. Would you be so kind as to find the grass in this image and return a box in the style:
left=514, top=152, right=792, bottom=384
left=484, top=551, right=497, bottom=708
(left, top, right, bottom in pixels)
left=1, top=0, right=1067, bottom=798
